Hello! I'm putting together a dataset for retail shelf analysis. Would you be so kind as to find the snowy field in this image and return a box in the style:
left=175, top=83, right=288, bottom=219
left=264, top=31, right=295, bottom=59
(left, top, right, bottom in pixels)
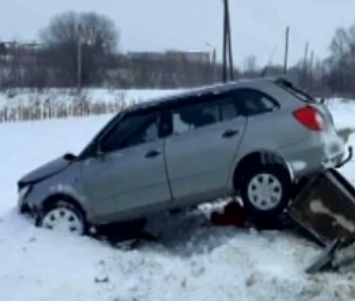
left=0, top=88, right=183, bottom=122
left=0, top=88, right=181, bottom=109
left=1, top=97, right=355, bottom=301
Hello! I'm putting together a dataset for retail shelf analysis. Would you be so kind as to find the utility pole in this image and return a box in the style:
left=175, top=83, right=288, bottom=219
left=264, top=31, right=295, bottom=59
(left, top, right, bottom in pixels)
left=303, top=42, right=309, bottom=85
left=309, top=49, right=314, bottom=91
left=206, top=42, right=217, bottom=83
left=212, top=48, right=217, bottom=82
left=29, top=42, right=41, bottom=90
left=77, top=23, right=83, bottom=95
left=284, top=26, right=290, bottom=75
left=222, top=0, right=234, bottom=82
left=310, top=50, right=314, bottom=71
left=304, top=42, right=309, bottom=71
left=225, top=0, right=234, bottom=81
left=222, top=0, right=228, bottom=83
left=304, top=43, right=309, bottom=64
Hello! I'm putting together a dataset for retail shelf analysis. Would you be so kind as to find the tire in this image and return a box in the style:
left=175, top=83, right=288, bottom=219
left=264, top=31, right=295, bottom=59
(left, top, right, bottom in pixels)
left=37, top=200, right=87, bottom=236
left=240, top=164, right=292, bottom=220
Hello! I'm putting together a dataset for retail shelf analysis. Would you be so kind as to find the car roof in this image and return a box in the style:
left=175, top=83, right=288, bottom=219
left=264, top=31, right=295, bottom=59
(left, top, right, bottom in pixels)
left=126, top=77, right=283, bottom=113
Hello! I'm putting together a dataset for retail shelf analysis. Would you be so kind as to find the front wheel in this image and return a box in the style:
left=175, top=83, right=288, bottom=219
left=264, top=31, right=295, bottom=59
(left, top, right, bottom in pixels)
left=37, top=201, right=87, bottom=236
left=240, top=164, right=292, bottom=219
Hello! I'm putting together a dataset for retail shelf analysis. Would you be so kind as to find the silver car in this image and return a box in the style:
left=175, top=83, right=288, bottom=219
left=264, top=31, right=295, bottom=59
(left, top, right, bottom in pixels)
left=18, top=77, right=347, bottom=235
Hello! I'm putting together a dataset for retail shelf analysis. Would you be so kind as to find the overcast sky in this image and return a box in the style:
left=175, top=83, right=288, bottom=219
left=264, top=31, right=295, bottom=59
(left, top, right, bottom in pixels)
left=1, top=0, right=355, bottom=68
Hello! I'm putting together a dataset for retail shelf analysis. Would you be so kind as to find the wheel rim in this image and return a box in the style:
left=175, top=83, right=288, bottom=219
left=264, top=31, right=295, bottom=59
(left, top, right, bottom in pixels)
left=42, top=207, right=84, bottom=235
left=247, top=173, right=283, bottom=211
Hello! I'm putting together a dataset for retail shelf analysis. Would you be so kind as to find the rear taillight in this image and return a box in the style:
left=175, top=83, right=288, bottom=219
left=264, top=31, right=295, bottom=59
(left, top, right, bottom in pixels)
left=293, top=106, right=325, bottom=131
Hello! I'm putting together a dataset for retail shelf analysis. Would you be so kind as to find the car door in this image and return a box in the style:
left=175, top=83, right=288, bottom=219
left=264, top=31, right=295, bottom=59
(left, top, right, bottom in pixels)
left=80, top=109, right=171, bottom=223
left=164, top=92, right=247, bottom=204
left=234, top=88, right=286, bottom=154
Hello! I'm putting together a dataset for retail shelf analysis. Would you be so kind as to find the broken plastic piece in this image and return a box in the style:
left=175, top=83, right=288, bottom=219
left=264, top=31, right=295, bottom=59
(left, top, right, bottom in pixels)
left=289, top=168, right=355, bottom=247
left=306, top=239, right=339, bottom=274
left=336, top=146, right=353, bottom=168
left=331, top=241, right=355, bottom=271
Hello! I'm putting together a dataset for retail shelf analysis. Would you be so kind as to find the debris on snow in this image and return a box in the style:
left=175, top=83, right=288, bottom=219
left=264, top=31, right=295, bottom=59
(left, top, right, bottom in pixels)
left=246, top=273, right=257, bottom=287
left=94, top=276, right=110, bottom=284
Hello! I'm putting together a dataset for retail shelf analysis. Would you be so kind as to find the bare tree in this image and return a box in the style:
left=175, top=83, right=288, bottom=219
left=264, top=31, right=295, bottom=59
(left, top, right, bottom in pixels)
left=40, top=11, right=119, bottom=87
left=326, top=23, right=355, bottom=97
left=241, top=56, right=259, bottom=79
left=244, top=55, right=257, bottom=73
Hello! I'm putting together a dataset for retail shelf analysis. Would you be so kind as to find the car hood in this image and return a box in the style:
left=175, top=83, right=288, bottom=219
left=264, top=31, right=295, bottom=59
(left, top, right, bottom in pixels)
left=19, top=155, right=75, bottom=186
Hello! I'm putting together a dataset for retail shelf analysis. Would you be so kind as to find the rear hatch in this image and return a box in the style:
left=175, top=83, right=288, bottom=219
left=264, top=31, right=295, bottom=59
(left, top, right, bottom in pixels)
left=274, top=78, right=345, bottom=160
left=274, top=78, right=334, bottom=129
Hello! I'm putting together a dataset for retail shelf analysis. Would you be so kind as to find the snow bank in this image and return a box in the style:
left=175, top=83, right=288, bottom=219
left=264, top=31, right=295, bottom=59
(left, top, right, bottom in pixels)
left=0, top=98, right=355, bottom=300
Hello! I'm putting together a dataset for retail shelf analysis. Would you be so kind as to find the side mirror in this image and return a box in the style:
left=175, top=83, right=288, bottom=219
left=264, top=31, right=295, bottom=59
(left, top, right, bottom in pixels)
left=63, top=153, right=76, bottom=161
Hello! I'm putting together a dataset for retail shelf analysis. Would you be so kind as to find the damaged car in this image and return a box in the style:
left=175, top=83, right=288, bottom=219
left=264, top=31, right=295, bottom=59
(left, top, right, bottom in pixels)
left=17, top=77, right=347, bottom=235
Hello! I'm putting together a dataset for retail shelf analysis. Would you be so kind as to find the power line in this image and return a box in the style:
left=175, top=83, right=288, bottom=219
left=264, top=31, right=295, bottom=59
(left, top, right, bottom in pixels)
left=251, top=0, right=310, bottom=64
left=253, top=0, right=308, bottom=44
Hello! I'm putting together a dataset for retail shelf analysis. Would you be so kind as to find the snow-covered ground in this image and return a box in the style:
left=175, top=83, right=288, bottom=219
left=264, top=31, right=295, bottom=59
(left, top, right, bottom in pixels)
left=1, top=97, right=355, bottom=301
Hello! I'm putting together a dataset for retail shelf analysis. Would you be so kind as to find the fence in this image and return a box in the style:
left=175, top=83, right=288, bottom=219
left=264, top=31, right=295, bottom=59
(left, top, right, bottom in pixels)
left=0, top=90, right=142, bottom=122
left=0, top=93, right=347, bottom=123
left=0, top=100, right=127, bottom=122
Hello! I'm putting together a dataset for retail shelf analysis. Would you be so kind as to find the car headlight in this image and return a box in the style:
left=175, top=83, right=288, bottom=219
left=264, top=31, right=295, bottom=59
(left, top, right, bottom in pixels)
left=19, top=185, right=31, bottom=199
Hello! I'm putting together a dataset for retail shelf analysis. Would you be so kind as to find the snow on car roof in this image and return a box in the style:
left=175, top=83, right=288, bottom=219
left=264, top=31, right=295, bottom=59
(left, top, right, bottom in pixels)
left=126, top=77, right=278, bottom=113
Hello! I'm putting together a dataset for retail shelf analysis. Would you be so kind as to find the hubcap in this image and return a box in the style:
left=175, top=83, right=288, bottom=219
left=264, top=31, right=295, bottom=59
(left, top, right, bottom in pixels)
left=247, top=173, right=283, bottom=211
left=42, top=207, right=84, bottom=235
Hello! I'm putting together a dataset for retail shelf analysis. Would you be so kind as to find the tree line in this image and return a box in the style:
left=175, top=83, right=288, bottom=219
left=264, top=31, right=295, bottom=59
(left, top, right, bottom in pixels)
left=1, top=10, right=355, bottom=98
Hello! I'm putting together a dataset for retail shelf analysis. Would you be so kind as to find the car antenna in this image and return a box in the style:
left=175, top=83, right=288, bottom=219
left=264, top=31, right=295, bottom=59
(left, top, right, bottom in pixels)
left=260, top=45, right=278, bottom=78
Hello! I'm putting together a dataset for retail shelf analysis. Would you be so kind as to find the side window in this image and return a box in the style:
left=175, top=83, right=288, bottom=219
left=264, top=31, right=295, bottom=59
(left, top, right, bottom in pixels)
left=220, top=97, right=240, bottom=121
left=236, top=89, right=279, bottom=116
left=123, top=117, right=160, bottom=148
left=260, top=95, right=278, bottom=111
left=101, top=112, right=160, bottom=153
left=171, top=99, right=220, bottom=135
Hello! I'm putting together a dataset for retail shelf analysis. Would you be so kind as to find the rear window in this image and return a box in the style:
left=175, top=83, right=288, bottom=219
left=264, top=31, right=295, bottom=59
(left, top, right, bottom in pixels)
left=234, top=89, right=280, bottom=116
left=275, top=79, right=316, bottom=104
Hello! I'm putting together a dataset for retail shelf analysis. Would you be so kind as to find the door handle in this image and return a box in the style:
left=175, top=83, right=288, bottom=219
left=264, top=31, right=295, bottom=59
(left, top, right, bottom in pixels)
left=222, top=129, right=239, bottom=138
left=145, top=150, right=161, bottom=159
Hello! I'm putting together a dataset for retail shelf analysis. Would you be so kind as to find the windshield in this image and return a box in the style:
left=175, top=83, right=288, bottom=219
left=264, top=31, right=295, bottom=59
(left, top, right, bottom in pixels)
left=78, top=112, right=124, bottom=159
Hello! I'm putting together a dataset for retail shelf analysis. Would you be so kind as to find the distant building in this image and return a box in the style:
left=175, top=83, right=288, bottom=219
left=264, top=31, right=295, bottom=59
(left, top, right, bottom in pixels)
left=165, top=50, right=211, bottom=64
left=127, top=50, right=211, bottom=64
left=0, top=42, right=42, bottom=62
left=126, top=51, right=165, bottom=61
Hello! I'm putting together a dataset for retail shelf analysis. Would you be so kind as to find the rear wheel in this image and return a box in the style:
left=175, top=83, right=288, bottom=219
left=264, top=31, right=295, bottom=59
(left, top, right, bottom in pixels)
left=37, top=200, right=87, bottom=236
left=240, top=164, right=292, bottom=219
